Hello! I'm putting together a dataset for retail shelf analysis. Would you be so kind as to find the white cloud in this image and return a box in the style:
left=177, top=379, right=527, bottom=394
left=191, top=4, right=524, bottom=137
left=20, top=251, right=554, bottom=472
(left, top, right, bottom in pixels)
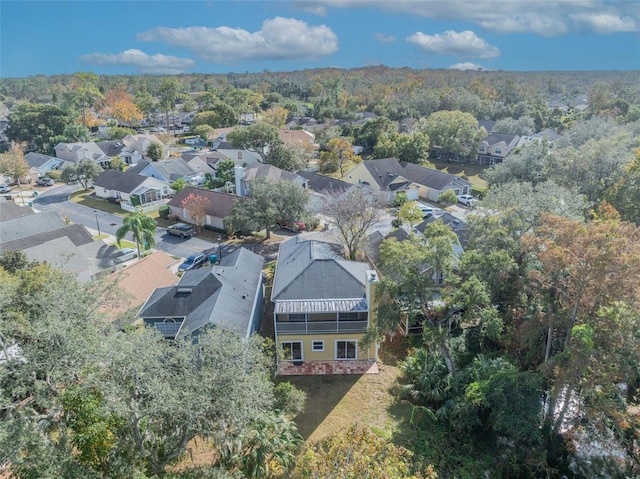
left=375, top=32, right=395, bottom=43
left=570, top=12, right=638, bottom=33
left=297, top=0, right=640, bottom=36
left=407, top=30, right=500, bottom=60
left=449, top=62, right=490, bottom=71
left=138, top=17, right=338, bottom=63
left=79, top=49, right=195, bottom=74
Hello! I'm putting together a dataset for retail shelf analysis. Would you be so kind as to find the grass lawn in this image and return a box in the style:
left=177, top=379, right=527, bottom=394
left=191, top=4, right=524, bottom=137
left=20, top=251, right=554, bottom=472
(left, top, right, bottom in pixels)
left=285, top=335, right=417, bottom=447
left=69, top=189, right=127, bottom=215
left=426, top=160, right=488, bottom=190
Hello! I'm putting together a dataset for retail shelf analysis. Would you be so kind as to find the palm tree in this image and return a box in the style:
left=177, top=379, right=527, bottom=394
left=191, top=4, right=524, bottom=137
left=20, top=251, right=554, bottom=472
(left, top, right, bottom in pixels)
left=115, top=208, right=156, bottom=259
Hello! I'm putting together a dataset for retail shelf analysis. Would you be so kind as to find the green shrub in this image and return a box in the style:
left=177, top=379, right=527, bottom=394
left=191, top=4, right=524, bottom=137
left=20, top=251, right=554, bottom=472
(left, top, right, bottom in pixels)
left=158, top=206, right=170, bottom=219
left=471, top=186, right=487, bottom=199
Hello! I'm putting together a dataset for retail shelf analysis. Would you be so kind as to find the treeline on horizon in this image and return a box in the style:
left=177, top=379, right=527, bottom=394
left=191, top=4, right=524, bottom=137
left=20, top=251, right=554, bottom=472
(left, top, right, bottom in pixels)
left=1, top=66, right=639, bottom=114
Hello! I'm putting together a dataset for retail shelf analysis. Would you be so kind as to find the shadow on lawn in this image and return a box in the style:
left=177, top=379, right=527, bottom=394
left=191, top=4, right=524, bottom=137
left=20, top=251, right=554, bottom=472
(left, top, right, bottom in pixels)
left=283, top=374, right=363, bottom=440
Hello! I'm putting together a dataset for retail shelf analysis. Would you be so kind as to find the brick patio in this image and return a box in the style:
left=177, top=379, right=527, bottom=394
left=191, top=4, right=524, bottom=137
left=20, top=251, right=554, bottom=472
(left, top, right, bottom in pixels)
left=277, top=360, right=379, bottom=376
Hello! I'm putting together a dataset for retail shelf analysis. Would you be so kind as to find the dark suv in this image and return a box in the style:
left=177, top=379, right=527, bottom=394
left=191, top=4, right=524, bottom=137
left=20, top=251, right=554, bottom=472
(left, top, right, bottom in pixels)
left=167, top=223, right=196, bottom=238
left=178, top=253, right=207, bottom=272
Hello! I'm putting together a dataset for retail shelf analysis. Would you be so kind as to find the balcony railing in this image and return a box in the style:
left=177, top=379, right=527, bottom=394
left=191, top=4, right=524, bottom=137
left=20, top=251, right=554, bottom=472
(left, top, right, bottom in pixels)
left=275, top=320, right=368, bottom=334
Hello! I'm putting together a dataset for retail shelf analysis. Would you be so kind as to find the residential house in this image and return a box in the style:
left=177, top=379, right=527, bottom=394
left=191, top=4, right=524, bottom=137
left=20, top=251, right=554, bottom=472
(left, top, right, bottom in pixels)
left=54, top=141, right=111, bottom=168
left=365, top=228, right=410, bottom=265
left=103, top=251, right=181, bottom=317
left=236, top=163, right=308, bottom=197
left=415, top=212, right=469, bottom=250
left=296, top=170, right=353, bottom=213
left=343, top=157, right=421, bottom=201
left=92, top=170, right=170, bottom=213
left=138, top=247, right=264, bottom=340
left=0, top=202, right=124, bottom=282
left=122, top=134, right=165, bottom=159
left=166, top=187, right=243, bottom=231
left=180, top=153, right=216, bottom=179
left=271, top=237, right=379, bottom=375
left=96, top=140, right=143, bottom=166
left=127, top=159, right=205, bottom=187
left=24, top=153, right=70, bottom=178
left=214, top=141, right=263, bottom=167
left=400, top=162, right=472, bottom=202
left=278, top=129, right=317, bottom=151
left=476, top=132, right=521, bottom=166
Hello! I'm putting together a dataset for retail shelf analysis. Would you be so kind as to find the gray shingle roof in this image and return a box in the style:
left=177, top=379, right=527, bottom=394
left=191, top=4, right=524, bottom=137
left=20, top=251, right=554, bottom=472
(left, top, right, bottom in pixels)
left=139, top=247, right=264, bottom=338
left=400, top=162, right=470, bottom=191
left=362, top=158, right=408, bottom=189
left=296, top=170, right=351, bottom=194
left=166, top=187, right=242, bottom=218
left=96, top=140, right=126, bottom=157
left=416, top=213, right=468, bottom=248
left=484, top=132, right=519, bottom=146
left=243, top=163, right=301, bottom=183
left=1, top=223, right=93, bottom=254
left=127, top=159, right=196, bottom=181
left=0, top=198, right=35, bottom=222
left=93, top=170, right=147, bottom=193
left=24, top=152, right=57, bottom=168
left=271, top=237, right=369, bottom=301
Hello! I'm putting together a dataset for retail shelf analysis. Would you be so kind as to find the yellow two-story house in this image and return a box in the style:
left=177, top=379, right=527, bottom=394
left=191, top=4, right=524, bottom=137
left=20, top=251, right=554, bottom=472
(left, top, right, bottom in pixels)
left=272, top=237, right=379, bottom=375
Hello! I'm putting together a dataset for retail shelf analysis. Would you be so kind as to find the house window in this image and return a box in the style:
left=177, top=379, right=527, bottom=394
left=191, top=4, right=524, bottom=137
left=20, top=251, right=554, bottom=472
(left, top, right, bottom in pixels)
left=495, top=148, right=502, bottom=154
left=336, top=340, right=357, bottom=360
left=288, top=313, right=306, bottom=322
left=312, top=340, right=324, bottom=352
left=338, top=312, right=360, bottom=321
left=281, top=341, right=303, bottom=361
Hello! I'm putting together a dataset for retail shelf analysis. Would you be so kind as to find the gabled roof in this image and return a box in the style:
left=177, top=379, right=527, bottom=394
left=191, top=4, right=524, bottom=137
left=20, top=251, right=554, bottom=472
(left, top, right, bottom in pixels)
left=96, top=140, right=129, bottom=157
left=105, top=251, right=180, bottom=315
left=278, top=129, right=315, bottom=143
left=139, top=247, right=264, bottom=338
left=296, top=170, right=351, bottom=195
left=21, top=236, right=123, bottom=283
left=0, top=210, right=68, bottom=246
left=243, top=163, right=301, bottom=183
left=130, top=158, right=197, bottom=181
left=365, top=228, right=410, bottom=265
left=483, top=132, right=519, bottom=147
left=416, top=212, right=469, bottom=248
left=271, top=237, right=369, bottom=301
left=93, top=170, right=148, bottom=193
left=0, top=198, right=35, bottom=221
left=1, top=223, right=93, bottom=254
left=361, top=158, right=409, bottom=189
left=166, top=187, right=242, bottom=218
left=24, top=152, right=63, bottom=168
left=400, top=162, right=470, bottom=191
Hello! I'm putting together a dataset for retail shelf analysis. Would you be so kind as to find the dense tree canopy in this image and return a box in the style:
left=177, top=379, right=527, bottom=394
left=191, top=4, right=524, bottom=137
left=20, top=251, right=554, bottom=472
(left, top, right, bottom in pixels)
left=6, top=102, right=72, bottom=151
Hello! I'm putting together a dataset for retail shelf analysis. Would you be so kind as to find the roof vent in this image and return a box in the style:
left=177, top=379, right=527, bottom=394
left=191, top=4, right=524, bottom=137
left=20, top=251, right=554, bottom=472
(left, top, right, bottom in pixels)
left=176, top=287, right=192, bottom=295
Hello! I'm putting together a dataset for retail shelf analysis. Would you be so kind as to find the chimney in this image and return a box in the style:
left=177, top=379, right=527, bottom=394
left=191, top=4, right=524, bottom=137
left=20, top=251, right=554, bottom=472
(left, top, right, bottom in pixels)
left=234, top=165, right=245, bottom=197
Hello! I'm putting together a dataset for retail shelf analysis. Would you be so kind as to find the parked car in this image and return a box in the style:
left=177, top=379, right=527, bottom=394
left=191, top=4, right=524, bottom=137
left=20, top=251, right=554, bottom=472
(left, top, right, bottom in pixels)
left=167, top=223, right=196, bottom=238
left=117, top=248, right=138, bottom=262
left=178, top=253, right=207, bottom=272
left=276, top=220, right=306, bottom=232
left=457, top=195, right=476, bottom=207
left=418, top=204, right=434, bottom=218
left=37, top=177, right=55, bottom=187
left=0, top=184, right=12, bottom=193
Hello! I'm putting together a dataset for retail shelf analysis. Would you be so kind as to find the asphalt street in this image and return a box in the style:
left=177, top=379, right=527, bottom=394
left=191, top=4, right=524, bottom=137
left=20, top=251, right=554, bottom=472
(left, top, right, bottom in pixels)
left=31, top=184, right=222, bottom=260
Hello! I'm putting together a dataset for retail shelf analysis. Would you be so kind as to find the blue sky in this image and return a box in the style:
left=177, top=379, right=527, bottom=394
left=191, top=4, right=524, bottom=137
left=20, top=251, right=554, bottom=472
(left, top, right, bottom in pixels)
left=2, top=0, right=639, bottom=78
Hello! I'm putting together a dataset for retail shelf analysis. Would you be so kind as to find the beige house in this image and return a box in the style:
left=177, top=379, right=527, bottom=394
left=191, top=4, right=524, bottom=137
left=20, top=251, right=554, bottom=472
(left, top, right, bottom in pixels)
left=343, top=157, right=421, bottom=200
left=272, top=237, right=379, bottom=375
